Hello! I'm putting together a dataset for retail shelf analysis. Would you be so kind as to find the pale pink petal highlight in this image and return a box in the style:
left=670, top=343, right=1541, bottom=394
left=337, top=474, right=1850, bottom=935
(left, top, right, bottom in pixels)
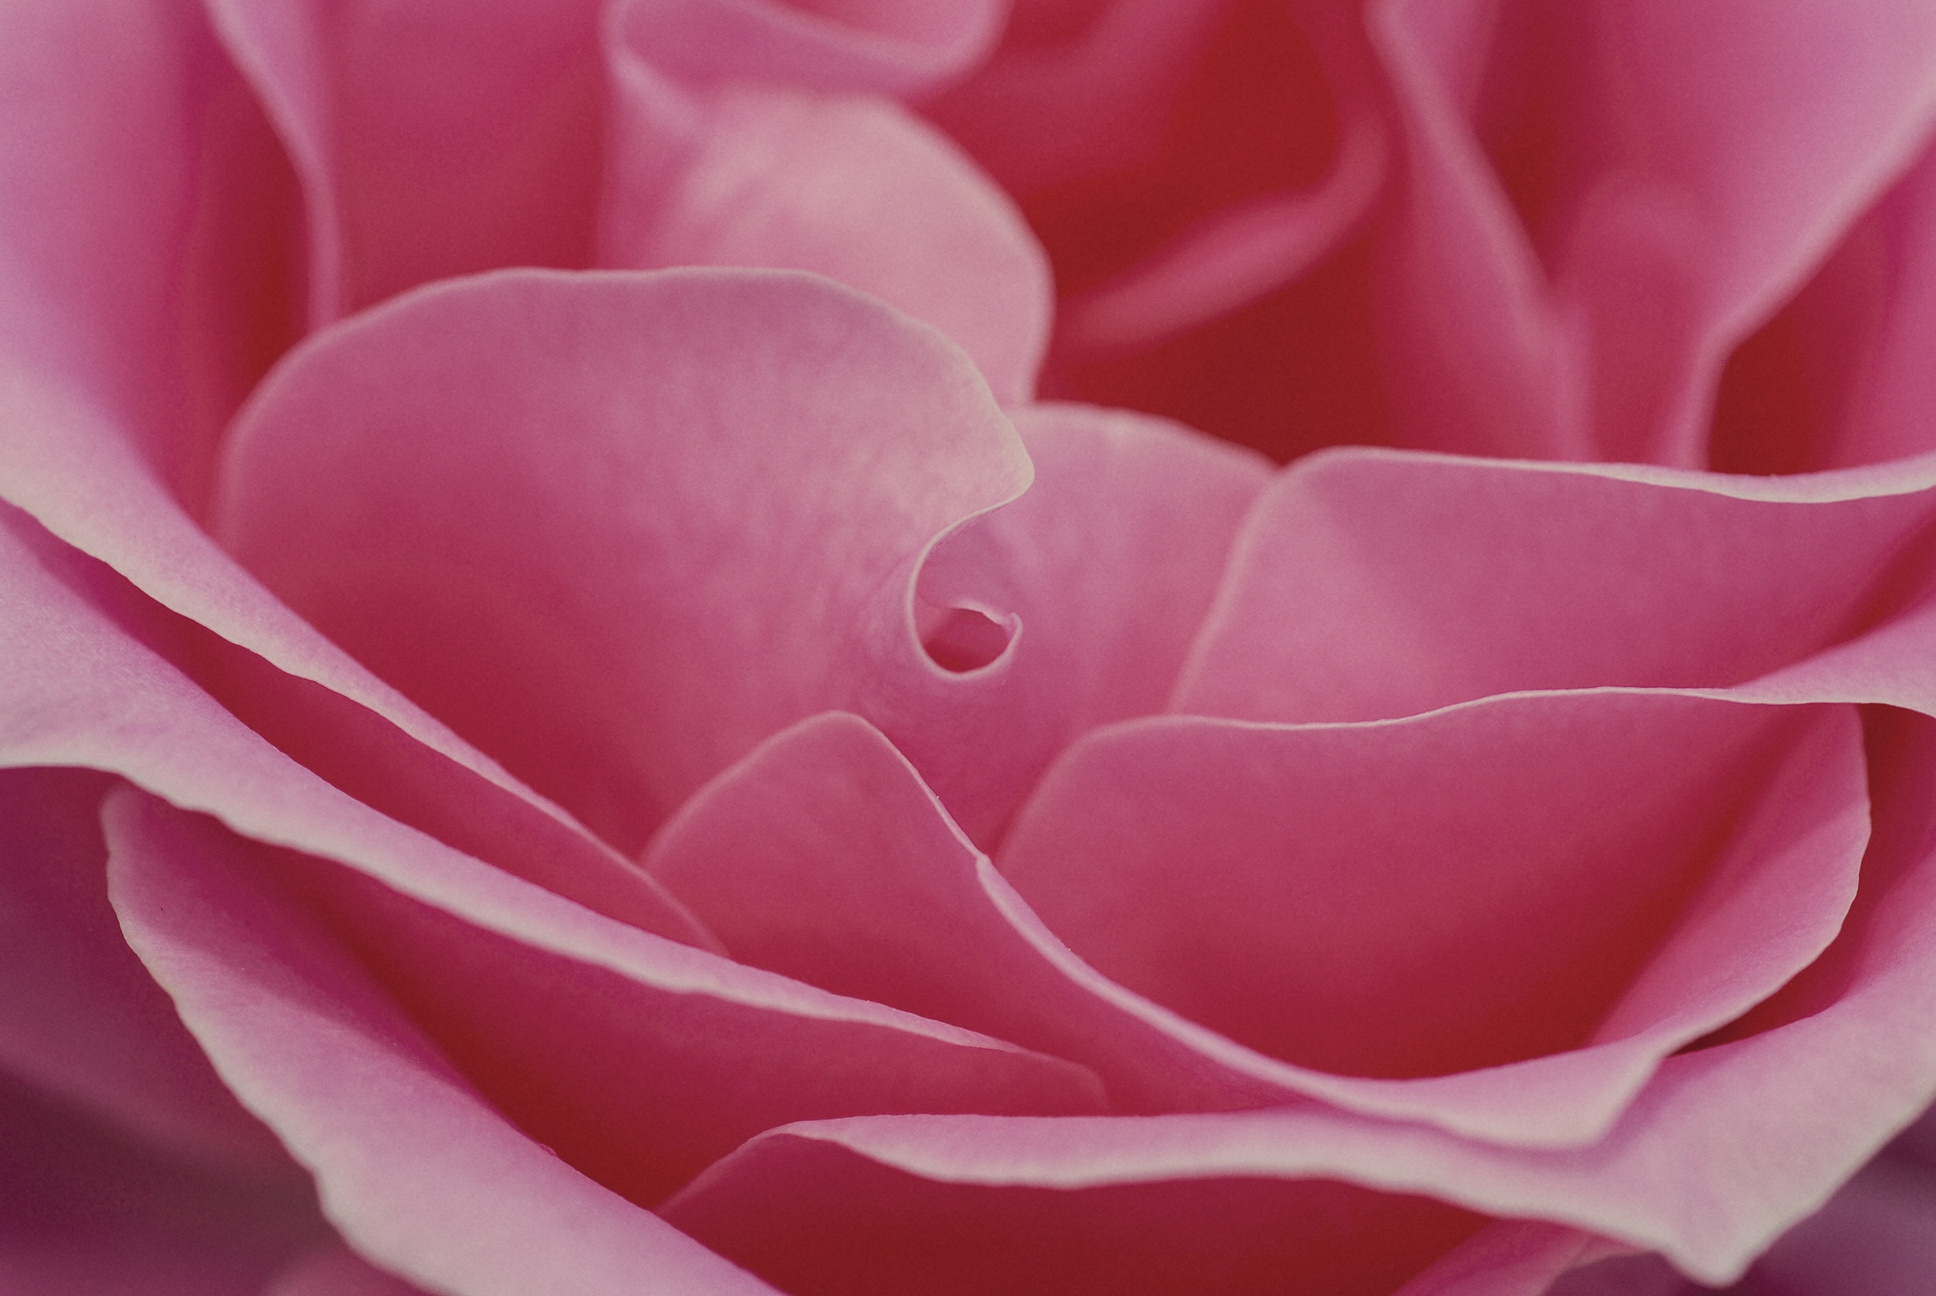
left=1175, top=448, right=1936, bottom=724
left=599, top=10, right=1049, bottom=402
left=215, top=268, right=1032, bottom=854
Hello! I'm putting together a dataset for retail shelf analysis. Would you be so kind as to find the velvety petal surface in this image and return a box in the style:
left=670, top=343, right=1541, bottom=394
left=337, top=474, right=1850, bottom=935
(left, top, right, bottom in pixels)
left=267, top=1244, right=432, bottom=1296
left=1394, top=1223, right=1636, bottom=1296
left=1712, top=137, right=1936, bottom=474
left=1369, top=0, right=1936, bottom=463
left=1726, top=1147, right=1936, bottom=1296
left=646, top=710, right=1314, bottom=1113
left=999, top=695, right=1866, bottom=1143
left=655, top=706, right=1936, bottom=1286
left=599, top=0, right=1049, bottom=403
left=0, top=1071, right=324, bottom=1296
left=2, top=491, right=1104, bottom=1215
left=205, top=0, right=605, bottom=320
left=0, top=4, right=640, bottom=943
left=928, top=0, right=1397, bottom=459
left=1174, top=448, right=1936, bottom=724
left=214, top=268, right=1033, bottom=853
left=105, top=788, right=783, bottom=1296
left=0, top=0, right=300, bottom=511
left=0, top=766, right=284, bottom=1172
left=663, top=1131, right=1483, bottom=1296
left=911, top=401, right=1270, bottom=841
left=611, top=0, right=1004, bottom=97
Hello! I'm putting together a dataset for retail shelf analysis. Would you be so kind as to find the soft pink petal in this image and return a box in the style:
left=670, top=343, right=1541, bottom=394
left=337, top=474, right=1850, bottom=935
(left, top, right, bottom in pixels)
left=998, top=695, right=1865, bottom=1145
left=656, top=707, right=1936, bottom=1286
left=204, top=0, right=605, bottom=319
left=911, top=402, right=1270, bottom=841
left=105, top=789, right=783, bottom=1296
left=1, top=508, right=1103, bottom=1213
left=0, top=0, right=301, bottom=513
left=2, top=500, right=713, bottom=947
left=0, top=766, right=284, bottom=1171
left=645, top=710, right=1315, bottom=1113
left=1369, top=0, right=1936, bottom=464
left=599, top=7, right=1048, bottom=403
left=662, top=1129, right=1483, bottom=1296
left=4, top=313, right=641, bottom=935
left=1713, top=137, right=1936, bottom=474
left=1174, top=449, right=1936, bottom=725
left=613, top=0, right=1003, bottom=98
left=0, top=1072, right=324, bottom=1296
left=215, top=267, right=1032, bottom=854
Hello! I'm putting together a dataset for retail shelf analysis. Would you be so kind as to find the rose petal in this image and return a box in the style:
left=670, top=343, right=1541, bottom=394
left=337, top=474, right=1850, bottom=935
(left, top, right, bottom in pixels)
left=1055, top=115, right=1387, bottom=355
left=611, top=0, right=1003, bottom=98
left=267, top=1244, right=431, bottom=1296
left=998, top=694, right=1866, bottom=1144
left=597, top=58, right=1050, bottom=403
left=662, top=1130, right=1483, bottom=1296
left=1174, top=448, right=1936, bottom=725
left=2, top=500, right=714, bottom=945
left=205, top=0, right=605, bottom=320
left=929, top=1, right=1401, bottom=458
left=1395, top=1222, right=1638, bottom=1296
left=644, top=710, right=1309, bottom=1113
left=912, top=402, right=1270, bottom=841
left=638, top=707, right=1936, bottom=1286
left=215, top=267, right=1032, bottom=853
left=1, top=508, right=1105, bottom=1213
left=0, top=0, right=301, bottom=511
left=0, top=1071, right=324, bottom=1296
left=1370, top=0, right=1936, bottom=463
left=1733, top=1148, right=1936, bottom=1295
left=104, top=789, right=784, bottom=1296
left=1714, top=137, right=1936, bottom=473
left=0, top=766, right=284, bottom=1171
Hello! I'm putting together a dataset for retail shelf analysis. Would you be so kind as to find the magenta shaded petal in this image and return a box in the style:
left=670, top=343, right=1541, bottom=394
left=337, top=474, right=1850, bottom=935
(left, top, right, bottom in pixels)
left=909, top=402, right=1270, bottom=841
left=1394, top=1223, right=1637, bottom=1296
left=923, top=0, right=1228, bottom=196
left=612, top=0, right=1002, bottom=97
left=1, top=500, right=713, bottom=947
left=663, top=1131, right=1483, bottom=1296
left=1175, top=449, right=1936, bottom=725
left=656, top=708, right=1936, bottom=1285
left=645, top=710, right=1312, bottom=1112
left=204, top=0, right=604, bottom=319
left=0, top=0, right=301, bottom=512
left=1, top=507, right=1102, bottom=1202
left=0, top=766, right=284, bottom=1172
left=1369, top=0, right=1936, bottom=463
left=1713, top=137, right=1936, bottom=474
left=1056, top=115, right=1387, bottom=355
left=105, top=790, right=784, bottom=1296
left=215, top=268, right=1031, bottom=853
left=0, top=1072, right=324, bottom=1296
left=1734, top=1148, right=1936, bottom=1295
left=267, top=1244, right=431, bottom=1296
left=599, top=7, right=1048, bottom=403
left=998, top=695, right=1865, bottom=1143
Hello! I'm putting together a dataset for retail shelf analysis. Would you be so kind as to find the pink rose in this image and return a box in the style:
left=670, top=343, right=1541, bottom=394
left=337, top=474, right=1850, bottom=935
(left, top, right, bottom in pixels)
left=4, top=3, right=1936, bottom=1295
